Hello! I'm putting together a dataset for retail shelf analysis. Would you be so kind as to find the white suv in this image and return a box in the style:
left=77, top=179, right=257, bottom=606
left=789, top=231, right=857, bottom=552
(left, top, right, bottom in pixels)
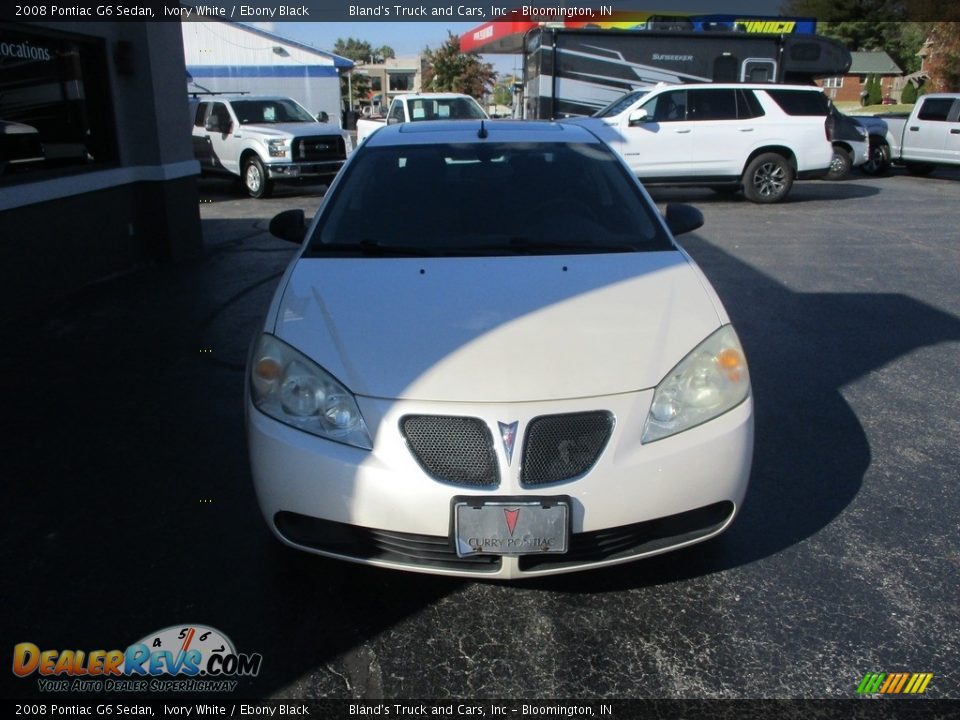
left=566, top=84, right=834, bottom=203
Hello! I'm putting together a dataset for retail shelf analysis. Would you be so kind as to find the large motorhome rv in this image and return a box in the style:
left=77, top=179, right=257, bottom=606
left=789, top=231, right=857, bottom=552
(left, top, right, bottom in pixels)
left=523, top=26, right=852, bottom=119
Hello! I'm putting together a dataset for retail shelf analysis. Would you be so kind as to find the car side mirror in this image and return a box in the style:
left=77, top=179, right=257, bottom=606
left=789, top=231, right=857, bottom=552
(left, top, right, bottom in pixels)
left=628, top=109, right=650, bottom=126
left=317, top=111, right=329, bottom=123
left=664, top=203, right=704, bottom=237
left=269, top=209, right=307, bottom=244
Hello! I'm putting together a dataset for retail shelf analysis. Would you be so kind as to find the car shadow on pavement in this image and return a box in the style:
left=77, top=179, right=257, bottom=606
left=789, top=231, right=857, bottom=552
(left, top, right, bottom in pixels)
left=527, top=231, right=960, bottom=593
left=647, top=180, right=881, bottom=205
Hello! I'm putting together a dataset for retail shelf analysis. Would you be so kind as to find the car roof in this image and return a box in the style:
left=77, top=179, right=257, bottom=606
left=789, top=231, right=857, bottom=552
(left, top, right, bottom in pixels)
left=651, top=83, right=825, bottom=92
left=188, top=95, right=295, bottom=103
left=393, top=92, right=477, bottom=99
left=362, top=120, right=601, bottom=147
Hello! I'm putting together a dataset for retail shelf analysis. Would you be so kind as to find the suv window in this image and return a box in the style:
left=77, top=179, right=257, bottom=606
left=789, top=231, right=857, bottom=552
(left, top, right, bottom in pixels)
left=765, top=89, right=829, bottom=116
left=736, top=90, right=766, bottom=119
left=642, top=90, right=687, bottom=122
left=916, top=98, right=954, bottom=122
left=689, top=89, right=737, bottom=121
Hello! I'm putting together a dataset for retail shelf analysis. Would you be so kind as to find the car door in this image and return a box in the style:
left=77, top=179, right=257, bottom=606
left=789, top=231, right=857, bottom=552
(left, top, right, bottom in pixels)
left=619, top=89, right=693, bottom=178
left=905, top=97, right=954, bottom=162
left=943, top=99, right=960, bottom=164
left=204, top=102, right=237, bottom=174
left=192, top=102, right=212, bottom=169
left=686, top=88, right=745, bottom=179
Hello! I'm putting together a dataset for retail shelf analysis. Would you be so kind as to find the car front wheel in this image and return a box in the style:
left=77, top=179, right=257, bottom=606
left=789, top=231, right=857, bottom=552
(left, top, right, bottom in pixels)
left=243, top=156, right=274, bottom=199
left=826, top=147, right=852, bottom=181
left=742, top=153, right=794, bottom=203
left=861, top=141, right=890, bottom=176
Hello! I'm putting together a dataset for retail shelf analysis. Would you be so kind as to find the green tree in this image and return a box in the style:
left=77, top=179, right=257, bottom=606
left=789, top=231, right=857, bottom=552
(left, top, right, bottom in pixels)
left=332, top=38, right=397, bottom=108
left=868, top=74, right=883, bottom=104
left=421, top=32, right=496, bottom=99
left=901, top=80, right=918, bottom=103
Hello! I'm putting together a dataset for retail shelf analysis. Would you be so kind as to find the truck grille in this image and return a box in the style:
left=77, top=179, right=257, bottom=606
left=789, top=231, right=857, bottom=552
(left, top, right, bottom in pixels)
left=520, top=411, right=614, bottom=486
left=401, top=415, right=499, bottom=487
left=293, top=135, right=345, bottom=162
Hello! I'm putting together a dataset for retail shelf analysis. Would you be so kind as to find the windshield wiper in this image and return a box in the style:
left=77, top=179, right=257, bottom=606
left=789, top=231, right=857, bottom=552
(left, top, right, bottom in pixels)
left=308, top=239, right=434, bottom=257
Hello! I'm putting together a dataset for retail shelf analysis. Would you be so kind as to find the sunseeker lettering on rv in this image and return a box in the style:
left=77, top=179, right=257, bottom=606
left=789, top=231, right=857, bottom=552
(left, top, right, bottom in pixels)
left=652, top=53, right=694, bottom=62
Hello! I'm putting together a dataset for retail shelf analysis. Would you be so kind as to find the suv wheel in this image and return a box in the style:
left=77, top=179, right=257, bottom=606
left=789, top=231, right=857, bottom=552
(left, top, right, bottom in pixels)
left=243, top=156, right=274, bottom=199
left=742, top=153, right=794, bottom=203
left=826, top=147, right=852, bottom=181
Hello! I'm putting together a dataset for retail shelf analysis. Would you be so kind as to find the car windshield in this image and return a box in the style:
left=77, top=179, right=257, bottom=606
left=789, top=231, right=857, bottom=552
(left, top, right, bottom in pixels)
left=408, top=98, right=487, bottom=121
left=232, top=99, right=315, bottom=124
left=594, top=90, right=650, bottom=118
left=308, top=142, right=673, bottom=257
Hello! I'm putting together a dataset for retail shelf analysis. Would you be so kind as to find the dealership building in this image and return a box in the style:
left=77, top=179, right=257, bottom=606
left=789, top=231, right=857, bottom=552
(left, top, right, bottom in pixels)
left=0, top=21, right=201, bottom=319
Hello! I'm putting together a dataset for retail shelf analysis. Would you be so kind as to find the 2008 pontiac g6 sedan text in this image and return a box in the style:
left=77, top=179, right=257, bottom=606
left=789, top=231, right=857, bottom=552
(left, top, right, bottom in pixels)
left=246, top=120, right=754, bottom=578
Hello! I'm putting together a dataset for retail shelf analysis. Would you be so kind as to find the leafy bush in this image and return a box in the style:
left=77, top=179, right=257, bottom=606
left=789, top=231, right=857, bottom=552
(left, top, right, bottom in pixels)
left=901, top=82, right=918, bottom=104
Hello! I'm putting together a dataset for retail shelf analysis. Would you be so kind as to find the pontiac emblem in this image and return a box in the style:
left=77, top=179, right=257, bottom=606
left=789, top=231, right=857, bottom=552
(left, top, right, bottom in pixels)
left=504, top=508, right=520, bottom=536
left=498, top=421, right=519, bottom=465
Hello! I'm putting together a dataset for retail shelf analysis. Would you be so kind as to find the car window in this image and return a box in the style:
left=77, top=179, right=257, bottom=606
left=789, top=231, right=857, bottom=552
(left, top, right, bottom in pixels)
left=231, top=99, right=314, bottom=124
left=594, top=90, right=649, bottom=118
left=209, top=103, right=230, bottom=130
left=194, top=103, right=209, bottom=128
left=642, top=90, right=688, bottom=122
left=764, top=89, right=829, bottom=116
left=388, top=102, right=405, bottom=123
left=736, top=90, right=766, bottom=119
left=689, top=89, right=737, bottom=121
left=311, top=142, right=673, bottom=256
left=916, top=98, right=953, bottom=122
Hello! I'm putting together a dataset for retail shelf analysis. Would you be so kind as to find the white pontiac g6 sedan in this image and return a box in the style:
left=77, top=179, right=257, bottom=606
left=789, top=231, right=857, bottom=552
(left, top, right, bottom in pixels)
left=246, top=120, right=754, bottom=579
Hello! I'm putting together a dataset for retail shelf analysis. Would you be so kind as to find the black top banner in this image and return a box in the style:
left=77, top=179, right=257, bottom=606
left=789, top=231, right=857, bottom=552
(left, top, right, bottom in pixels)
left=2, top=0, right=958, bottom=23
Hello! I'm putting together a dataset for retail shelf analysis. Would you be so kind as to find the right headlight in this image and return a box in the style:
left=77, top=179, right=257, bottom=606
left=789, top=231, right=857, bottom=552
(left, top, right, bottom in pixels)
left=250, top=334, right=372, bottom=450
left=641, top=325, right=750, bottom=444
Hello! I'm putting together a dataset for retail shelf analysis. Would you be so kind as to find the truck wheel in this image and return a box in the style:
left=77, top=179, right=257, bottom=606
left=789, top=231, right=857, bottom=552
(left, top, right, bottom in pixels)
left=243, top=156, right=274, bottom=198
left=905, top=163, right=934, bottom=177
left=742, top=153, right=794, bottom=203
left=826, top=147, right=852, bottom=181
left=861, top=141, right=890, bottom=176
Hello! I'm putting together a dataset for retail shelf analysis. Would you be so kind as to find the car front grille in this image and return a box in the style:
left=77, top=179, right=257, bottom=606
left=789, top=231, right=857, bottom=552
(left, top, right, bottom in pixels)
left=518, top=501, right=734, bottom=571
left=520, top=411, right=614, bottom=486
left=293, top=135, right=345, bottom=162
left=274, top=512, right=501, bottom=572
left=401, top=415, right=500, bottom=487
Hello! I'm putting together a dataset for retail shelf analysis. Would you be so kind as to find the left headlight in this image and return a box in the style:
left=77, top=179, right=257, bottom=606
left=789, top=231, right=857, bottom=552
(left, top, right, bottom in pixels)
left=642, top=325, right=750, bottom=444
left=267, top=138, right=289, bottom=157
left=250, top=334, right=372, bottom=450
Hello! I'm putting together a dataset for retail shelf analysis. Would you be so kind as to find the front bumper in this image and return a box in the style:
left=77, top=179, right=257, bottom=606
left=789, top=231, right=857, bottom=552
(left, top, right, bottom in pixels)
left=248, top=391, right=753, bottom=579
left=266, top=160, right=344, bottom=179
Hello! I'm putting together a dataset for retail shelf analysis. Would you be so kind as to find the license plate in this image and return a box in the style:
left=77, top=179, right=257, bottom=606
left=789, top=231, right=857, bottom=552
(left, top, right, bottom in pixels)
left=453, top=498, right=569, bottom=557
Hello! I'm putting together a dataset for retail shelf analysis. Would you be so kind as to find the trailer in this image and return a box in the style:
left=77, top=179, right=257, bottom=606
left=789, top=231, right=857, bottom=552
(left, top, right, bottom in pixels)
left=523, top=26, right=852, bottom=119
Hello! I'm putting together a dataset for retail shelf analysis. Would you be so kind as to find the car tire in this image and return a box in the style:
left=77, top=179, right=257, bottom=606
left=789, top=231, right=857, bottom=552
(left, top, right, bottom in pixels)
left=243, top=156, right=274, bottom=199
left=905, top=163, right=935, bottom=177
left=861, top=140, right=890, bottom=176
left=742, top=153, right=794, bottom=203
left=826, top=147, right=853, bottom=181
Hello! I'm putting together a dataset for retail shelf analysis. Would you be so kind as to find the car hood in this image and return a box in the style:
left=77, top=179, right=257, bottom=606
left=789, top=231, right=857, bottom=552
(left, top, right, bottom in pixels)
left=273, top=252, right=722, bottom=402
left=241, top=122, right=340, bottom=137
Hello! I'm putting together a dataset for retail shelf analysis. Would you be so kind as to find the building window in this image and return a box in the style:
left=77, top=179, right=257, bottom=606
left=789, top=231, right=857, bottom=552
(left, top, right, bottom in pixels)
left=0, top=23, right=118, bottom=185
left=370, top=76, right=382, bottom=92
left=823, top=76, right=844, bottom=89
left=388, top=72, right=414, bottom=92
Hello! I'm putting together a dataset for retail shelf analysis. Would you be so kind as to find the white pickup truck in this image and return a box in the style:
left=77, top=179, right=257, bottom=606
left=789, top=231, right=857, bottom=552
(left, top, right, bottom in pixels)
left=856, top=93, right=960, bottom=176
left=189, top=94, right=352, bottom=198
left=355, top=93, right=488, bottom=144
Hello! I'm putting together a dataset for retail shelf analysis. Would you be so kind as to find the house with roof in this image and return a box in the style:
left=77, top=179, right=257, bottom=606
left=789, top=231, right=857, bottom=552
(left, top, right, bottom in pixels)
left=817, top=50, right=902, bottom=104
left=182, top=22, right=352, bottom=125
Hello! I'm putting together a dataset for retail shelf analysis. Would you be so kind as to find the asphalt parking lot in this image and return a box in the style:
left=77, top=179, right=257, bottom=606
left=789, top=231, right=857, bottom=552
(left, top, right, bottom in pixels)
left=2, top=167, right=958, bottom=701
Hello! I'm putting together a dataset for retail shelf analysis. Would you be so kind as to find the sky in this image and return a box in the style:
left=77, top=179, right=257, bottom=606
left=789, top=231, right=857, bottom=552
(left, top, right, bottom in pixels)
left=252, top=22, right=525, bottom=77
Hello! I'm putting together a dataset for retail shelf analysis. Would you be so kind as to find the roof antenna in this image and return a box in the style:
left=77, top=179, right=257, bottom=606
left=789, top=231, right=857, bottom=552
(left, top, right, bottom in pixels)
left=477, top=120, right=488, bottom=139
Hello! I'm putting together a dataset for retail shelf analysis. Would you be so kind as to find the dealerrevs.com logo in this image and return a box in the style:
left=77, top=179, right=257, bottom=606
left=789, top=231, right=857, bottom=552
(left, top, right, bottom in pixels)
left=13, top=625, right=262, bottom=693
left=857, top=672, right=934, bottom=696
